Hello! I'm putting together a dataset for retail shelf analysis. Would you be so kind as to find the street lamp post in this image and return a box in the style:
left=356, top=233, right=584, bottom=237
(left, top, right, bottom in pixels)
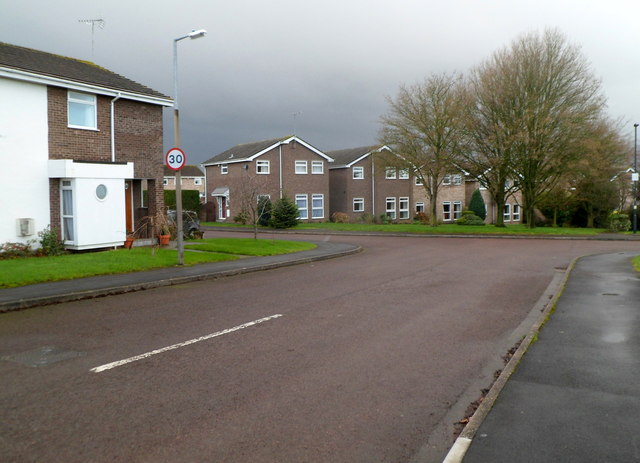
left=634, top=123, right=639, bottom=234
left=173, top=29, right=206, bottom=264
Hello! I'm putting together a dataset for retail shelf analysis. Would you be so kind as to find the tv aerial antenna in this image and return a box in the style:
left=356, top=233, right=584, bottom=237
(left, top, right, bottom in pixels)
left=292, top=111, right=301, bottom=135
left=78, top=18, right=105, bottom=60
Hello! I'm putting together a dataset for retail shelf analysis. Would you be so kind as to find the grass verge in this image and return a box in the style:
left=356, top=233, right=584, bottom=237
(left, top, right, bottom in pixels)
left=202, top=221, right=605, bottom=236
left=0, top=238, right=316, bottom=289
left=633, top=255, right=640, bottom=273
left=185, top=238, right=316, bottom=256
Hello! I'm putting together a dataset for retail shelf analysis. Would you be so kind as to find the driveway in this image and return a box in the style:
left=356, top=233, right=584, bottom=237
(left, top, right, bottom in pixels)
left=1, top=233, right=637, bottom=462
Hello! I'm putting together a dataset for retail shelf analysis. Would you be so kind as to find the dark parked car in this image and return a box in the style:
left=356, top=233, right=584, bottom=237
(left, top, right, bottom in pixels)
left=167, top=210, right=202, bottom=239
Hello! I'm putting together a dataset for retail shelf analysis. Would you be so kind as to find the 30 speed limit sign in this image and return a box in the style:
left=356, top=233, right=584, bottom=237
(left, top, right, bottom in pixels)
left=165, top=147, right=186, bottom=171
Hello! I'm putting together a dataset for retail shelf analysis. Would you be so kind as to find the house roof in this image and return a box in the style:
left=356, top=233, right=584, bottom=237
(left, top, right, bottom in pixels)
left=0, top=42, right=172, bottom=105
left=163, top=165, right=204, bottom=177
left=202, top=135, right=334, bottom=165
left=327, top=145, right=390, bottom=168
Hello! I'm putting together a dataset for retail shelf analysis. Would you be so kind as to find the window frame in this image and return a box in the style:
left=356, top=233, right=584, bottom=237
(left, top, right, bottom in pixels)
left=512, top=204, right=520, bottom=222
left=61, top=180, right=75, bottom=242
left=442, top=174, right=452, bottom=185
left=385, top=167, right=397, bottom=179
left=295, top=160, right=308, bottom=174
left=398, top=168, right=410, bottom=180
left=311, top=194, right=324, bottom=219
left=256, top=160, right=270, bottom=175
left=295, top=194, right=308, bottom=220
left=453, top=201, right=462, bottom=220
left=504, top=203, right=512, bottom=222
left=220, top=164, right=228, bottom=175
left=399, top=197, right=410, bottom=219
left=453, top=174, right=462, bottom=185
left=442, top=201, right=452, bottom=221
left=352, top=166, right=364, bottom=179
left=386, top=197, right=397, bottom=219
left=67, top=91, right=97, bottom=130
left=311, top=160, right=324, bottom=174
left=415, top=202, right=425, bottom=213
left=353, top=197, right=365, bottom=212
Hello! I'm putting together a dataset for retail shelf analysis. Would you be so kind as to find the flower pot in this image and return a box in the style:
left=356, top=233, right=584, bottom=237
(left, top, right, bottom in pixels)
left=158, top=234, right=171, bottom=246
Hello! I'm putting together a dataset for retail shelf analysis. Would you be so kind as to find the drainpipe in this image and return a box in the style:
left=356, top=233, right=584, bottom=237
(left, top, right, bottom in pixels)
left=371, top=157, right=376, bottom=216
left=279, top=144, right=283, bottom=199
left=110, top=93, right=122, bottom=162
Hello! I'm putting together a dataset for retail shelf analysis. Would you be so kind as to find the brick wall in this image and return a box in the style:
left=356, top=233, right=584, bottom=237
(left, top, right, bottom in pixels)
left=206, top=141, right=331, bottom=221
left=47, top=87, right=165, bottom=229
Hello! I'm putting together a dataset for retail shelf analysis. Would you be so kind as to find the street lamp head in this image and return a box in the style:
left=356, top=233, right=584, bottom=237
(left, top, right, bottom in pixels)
left=188, top=29, right=207, bottom=39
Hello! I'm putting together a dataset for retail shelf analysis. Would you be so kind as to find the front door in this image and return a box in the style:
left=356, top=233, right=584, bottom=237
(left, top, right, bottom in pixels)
left=125, top=180, right=133, bottom=233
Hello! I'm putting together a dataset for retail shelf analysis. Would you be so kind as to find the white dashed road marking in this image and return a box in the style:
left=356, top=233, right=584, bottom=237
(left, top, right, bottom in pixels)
left=91, top=314, right=283, bottom=373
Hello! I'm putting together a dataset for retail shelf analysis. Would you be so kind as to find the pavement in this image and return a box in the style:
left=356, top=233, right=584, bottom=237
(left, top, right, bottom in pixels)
left=0, top=239, right=361, bottom=312
left=2, top=233, right=639, bottom=462
left=446, top=250, right=640, bottom=463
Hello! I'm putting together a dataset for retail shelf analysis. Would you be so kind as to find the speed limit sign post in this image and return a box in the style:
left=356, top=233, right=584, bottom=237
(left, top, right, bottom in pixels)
left=166, top=147, right=186, bottom=265
left=166, top=147, right=186, bottom=171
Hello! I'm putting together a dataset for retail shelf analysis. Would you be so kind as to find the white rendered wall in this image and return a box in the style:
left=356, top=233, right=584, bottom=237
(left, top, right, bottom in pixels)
left=0, top=78, right=50, bottom=246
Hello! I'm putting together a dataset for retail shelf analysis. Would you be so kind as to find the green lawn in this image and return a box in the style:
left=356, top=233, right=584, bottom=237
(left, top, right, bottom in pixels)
left=185, top=238, right=316, bottom=256
left=0, top=238, right=316, bottom=289
left=203, top=221, right=605, bottom=236
left=633, top=256, right=640, bottom=272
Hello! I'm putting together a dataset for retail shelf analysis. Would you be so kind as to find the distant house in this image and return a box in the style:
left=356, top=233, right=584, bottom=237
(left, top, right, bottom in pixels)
left=202, top=136, right=334, bottom=221
left=163, top=165, right=206, bottom=202
left=328, top=145, right=414, bottom=222
left=413, top=173, right=523, bottom=224
left=0, top=42, right=172, bottom=250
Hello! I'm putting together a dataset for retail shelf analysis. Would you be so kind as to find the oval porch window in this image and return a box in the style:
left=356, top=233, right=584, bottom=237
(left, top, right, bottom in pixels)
left=95, top=184, right=108, bottom=201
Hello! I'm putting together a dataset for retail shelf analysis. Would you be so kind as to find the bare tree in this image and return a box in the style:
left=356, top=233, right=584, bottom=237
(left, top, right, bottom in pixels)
left=380, top=73, right=466, bottom=226
left=567, top=117, right=628, bottom=227
left=463, top=29, right=606, bottom=228
left=235, top=172, right=271, bottom=239
left=509, top=29, right=606, bottom=227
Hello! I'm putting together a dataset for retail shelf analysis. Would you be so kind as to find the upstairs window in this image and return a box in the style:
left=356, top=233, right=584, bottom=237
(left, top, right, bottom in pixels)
left=399, top=168, right=410, bottom=180
left=453, top=174, right=462, bottom=185
left=68, top=91, right=97, bottom=129
left=442, top=174, right=452, bottom=185
left=385, top=167, right=397, bottom=179
left=295, top=160, right=308, bottom=174
left=221, top=164, right=228, bottom=175
left=353, top=166, right=364, bottom=179
left=311, top=160, right=324, bottom=174
left=256, top=160, right=270, bottom=174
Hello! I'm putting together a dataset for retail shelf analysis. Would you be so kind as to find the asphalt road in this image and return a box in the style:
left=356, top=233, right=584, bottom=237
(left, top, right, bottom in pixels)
left=1, top=234, right=638, bottom=462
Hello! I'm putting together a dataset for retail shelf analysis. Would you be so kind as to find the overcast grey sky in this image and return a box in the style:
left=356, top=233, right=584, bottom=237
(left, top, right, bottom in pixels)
left=2, top=0, right=639, bottom=165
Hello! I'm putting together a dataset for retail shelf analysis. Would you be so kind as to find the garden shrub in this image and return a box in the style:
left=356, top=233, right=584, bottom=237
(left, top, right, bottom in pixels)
left=331, top=212, right=349, bottom=223
left=0, top=241, right=34, bottom=259
left=358, top=212, right=375, bottom=224
left=38, top=225, right=66, bottom=256
left=468, top=189, right=487, bottom=220
left=269, top=196, right=299, bottom=229
left=164, top=190, right=201, bottom=214
left=414, top=211, right=430, bottom=224
left=233, top=209, right=250, bottom=225
left=257, top=196, right=272, bottom=227
left=607, top=211, right=631, bottom=232
left=456, top=210, right=486, bottom=226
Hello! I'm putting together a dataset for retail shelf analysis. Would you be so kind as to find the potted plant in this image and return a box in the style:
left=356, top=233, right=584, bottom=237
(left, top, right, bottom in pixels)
left=158, top=223, right=171, bottom=246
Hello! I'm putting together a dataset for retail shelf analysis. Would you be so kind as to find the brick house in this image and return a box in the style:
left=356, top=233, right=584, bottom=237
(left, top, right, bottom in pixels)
left=328, top=145, right=414, bottom=222
left=202, top=136, right=334, bottom=221
left=0, top=42, right=172, bottom=250
left=163, top=165, right=206, bottom=202
left=413, top=172, right=523, bottom=224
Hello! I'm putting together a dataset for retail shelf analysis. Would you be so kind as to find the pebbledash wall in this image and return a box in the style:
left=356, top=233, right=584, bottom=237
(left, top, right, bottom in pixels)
left=0, top=78, right=51, bottom=246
